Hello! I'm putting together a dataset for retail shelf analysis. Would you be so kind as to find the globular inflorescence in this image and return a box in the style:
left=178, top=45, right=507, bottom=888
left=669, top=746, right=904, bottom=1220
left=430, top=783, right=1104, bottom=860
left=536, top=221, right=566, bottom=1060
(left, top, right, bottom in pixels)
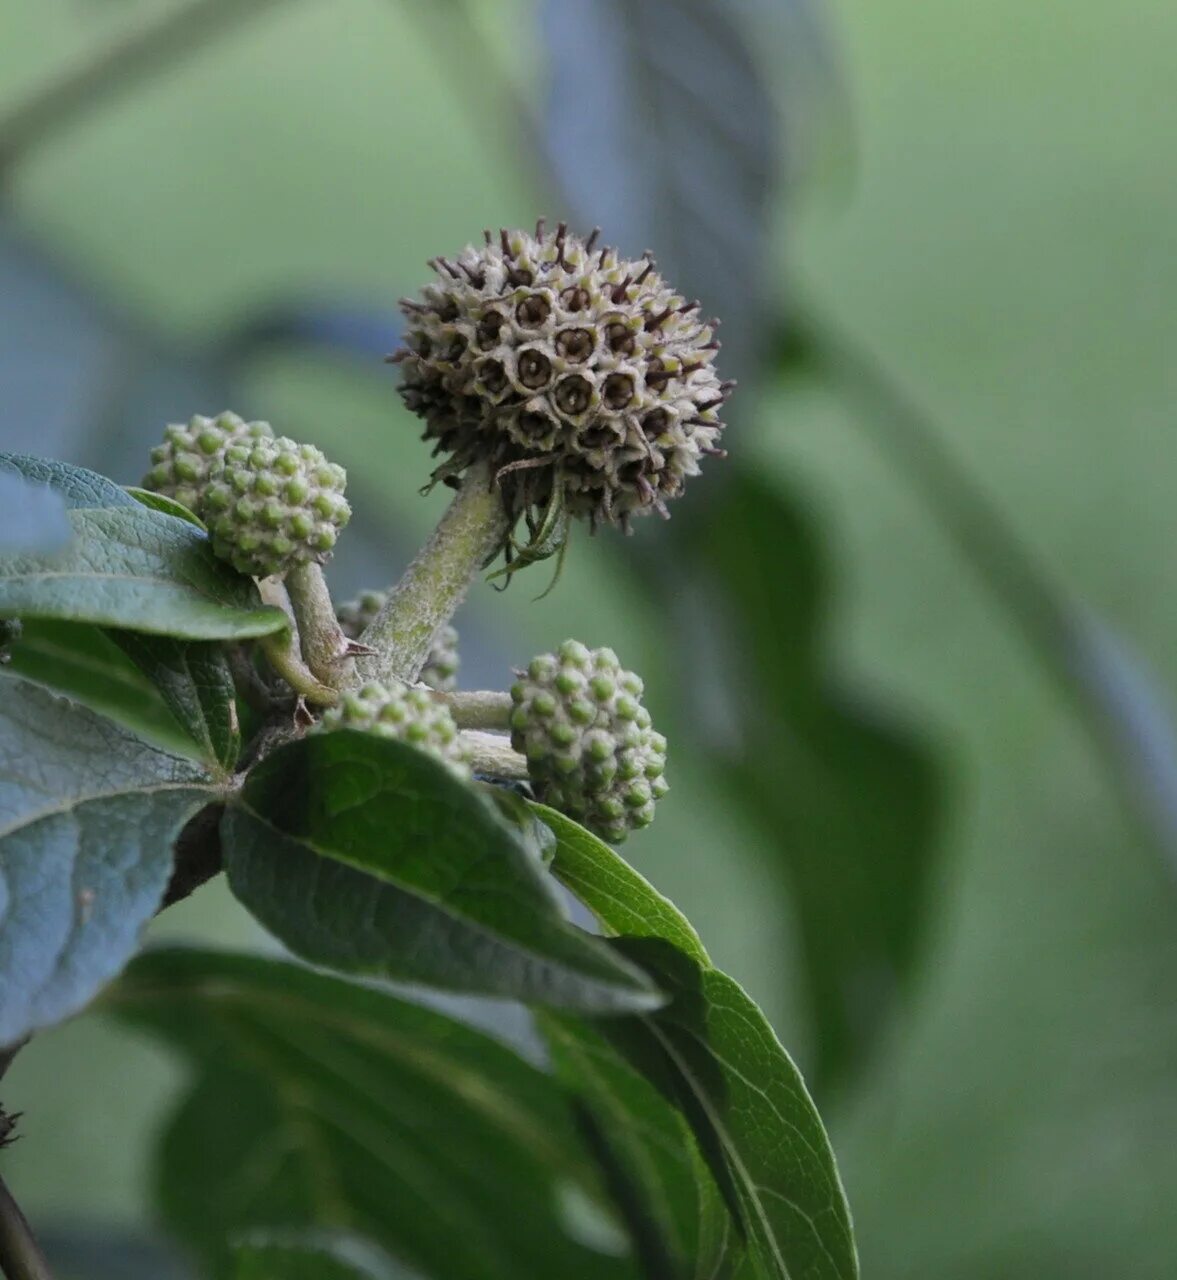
left=315, top=680, right=470, bottom=776
left=338, top=591, right=460, bottom=692
left=510, top=640, right=667, bottom=843
left=142, top=412, right=274, bottom=515
left=200, top=435, right=351, bottom=578
left=394, top=222, right=731, bottom=546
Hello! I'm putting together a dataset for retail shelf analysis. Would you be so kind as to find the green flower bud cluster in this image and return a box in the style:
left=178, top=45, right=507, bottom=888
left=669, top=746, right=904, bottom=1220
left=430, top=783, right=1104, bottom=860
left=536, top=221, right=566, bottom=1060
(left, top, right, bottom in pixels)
left=314, top=680, right=470, bottom=776
left=337, top=591, right=461, bottom=693
left=201, top=436, right=351, bottom=578
left=142, top=412, right=273, bottom=515
left=510, top=640, right=667, bottom=842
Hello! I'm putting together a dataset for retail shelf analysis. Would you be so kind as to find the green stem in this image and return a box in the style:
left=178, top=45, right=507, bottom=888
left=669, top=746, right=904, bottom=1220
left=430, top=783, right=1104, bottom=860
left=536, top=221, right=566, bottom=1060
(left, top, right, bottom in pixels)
left=460, top=731, right=529, bottom=781
left=256, top=579, right=338, bottom=706
left=286, top=563, right=353, bottom=689
left=355, top=461, right=509, bottom=686
left=0, top=1173, right=53, bottom=1280
left=0, top=0, right=290, bottom=178
left=436, top=690, right=513, bottom=731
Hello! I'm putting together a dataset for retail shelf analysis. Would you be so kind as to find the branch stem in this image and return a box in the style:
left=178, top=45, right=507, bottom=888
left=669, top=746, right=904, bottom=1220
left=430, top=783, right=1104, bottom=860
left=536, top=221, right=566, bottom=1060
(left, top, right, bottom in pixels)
left=355, top=462, right=509, bottom=686
left=436, top=690, right=512, bottom=731
left=256, top=579, right=338, bottom=706
left=0, top=1173, right=53, bottom=1280
left=460, top=731, right=529, bottom=781
left=286, top=563, right=353, bottom=689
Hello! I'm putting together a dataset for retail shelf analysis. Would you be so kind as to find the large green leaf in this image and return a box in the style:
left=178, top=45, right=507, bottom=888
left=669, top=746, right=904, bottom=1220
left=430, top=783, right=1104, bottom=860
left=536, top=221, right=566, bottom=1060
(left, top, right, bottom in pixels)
left=233, top=1232, right=416, bottom=1279
left=689, top=465, right=942, bottom=1093
left=107, top=948, right=646, bottom=1280
left=540, top=1012, right=739, bottom=1280
left=543, top=807, right=859, bottom=1280
left=0, top=676, right=215, bottom=1047
left=2, top=618, right=200, bottom=758
left=222, top=732, right=660, bottom=1013
left=0, top=454, right=287, bottom=640
left=112, top=632, right=241, bottom=774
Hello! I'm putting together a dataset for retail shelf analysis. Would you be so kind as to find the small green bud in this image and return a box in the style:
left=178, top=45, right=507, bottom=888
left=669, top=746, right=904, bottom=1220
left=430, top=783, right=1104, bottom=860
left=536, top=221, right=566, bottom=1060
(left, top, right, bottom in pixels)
left=202, top=435, right=350, bottom=578
left=142, top=412, right=273, bottom=514
left=314, top=681, right=470, bottom=776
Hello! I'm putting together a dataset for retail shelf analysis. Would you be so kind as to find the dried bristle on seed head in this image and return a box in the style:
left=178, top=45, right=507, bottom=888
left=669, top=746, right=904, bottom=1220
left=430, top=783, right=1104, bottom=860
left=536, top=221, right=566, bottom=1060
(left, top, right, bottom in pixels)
left=394, top=223, right=730, bottom=544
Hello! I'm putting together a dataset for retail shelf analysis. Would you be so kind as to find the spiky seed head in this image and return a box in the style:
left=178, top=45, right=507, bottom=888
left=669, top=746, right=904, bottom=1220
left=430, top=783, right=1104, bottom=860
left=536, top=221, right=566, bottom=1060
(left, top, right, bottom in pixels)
left=201, top=435, right=350, bottom=577
left=314, top=680, right=471, bottom=776
left=142, top=412, right=274, bottom=514
left=509, top=639, right=668, bottom=843
left=395, top=223, right=730, bottom=545
left=337, top=593, right=461, bottom=694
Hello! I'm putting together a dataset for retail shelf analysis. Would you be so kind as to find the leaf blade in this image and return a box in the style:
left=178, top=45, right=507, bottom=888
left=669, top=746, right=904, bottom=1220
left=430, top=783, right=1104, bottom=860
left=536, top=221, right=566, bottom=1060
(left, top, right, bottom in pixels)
left=108, top=947, right=645, bottom=1280
left=0, top=454, right=287, bottom=641
left=224, top=733, right=661, bottom=1013
left=0, top=676, right=215, bottom=1046
left=112, top=631, right=241, bottom=772
left=541, top=809, right=858, bottom=1279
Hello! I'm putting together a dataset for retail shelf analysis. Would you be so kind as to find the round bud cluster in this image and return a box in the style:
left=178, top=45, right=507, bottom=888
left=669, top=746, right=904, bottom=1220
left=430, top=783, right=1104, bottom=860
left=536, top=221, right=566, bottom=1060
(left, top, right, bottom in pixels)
left=314, top=681, right=470, bottom=776
left=421, top=625, right=460, bottom=693
left=142, top=412, right=274, bottom=514
left=201, top=436, right=350, bottom=578
left=337, top=592, right=460, bottom=693
left=394, top=222, right=730, bottom=538
left=509, top=640, right=668, bottom=843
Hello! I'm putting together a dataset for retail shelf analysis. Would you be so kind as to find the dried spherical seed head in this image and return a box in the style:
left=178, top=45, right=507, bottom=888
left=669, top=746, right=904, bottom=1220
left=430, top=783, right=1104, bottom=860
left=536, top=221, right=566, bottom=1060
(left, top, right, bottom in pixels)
left=395, top=222, right=730, bottom=542
left=314, top=681, right=471, bottom=777
left=202, top=435, right=350, bottom=577
left=142, top=411, right=274, bottom=513
left=509, top=640, right=668, bottom=843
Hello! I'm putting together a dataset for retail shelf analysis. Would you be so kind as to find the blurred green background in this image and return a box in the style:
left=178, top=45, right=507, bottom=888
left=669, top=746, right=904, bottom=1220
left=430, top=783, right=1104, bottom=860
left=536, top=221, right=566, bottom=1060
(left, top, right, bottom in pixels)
left=2, top=1, right=1176, bottom=1276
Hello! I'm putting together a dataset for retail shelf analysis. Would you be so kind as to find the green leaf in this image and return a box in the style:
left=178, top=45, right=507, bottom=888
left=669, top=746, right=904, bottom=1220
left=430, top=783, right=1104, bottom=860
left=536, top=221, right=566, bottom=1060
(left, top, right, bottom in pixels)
left=539, top=1012, right=740, bottom=1280
left=222, top=732, right=660, bottom=1013
left=125, top=486, right=207, bottom=529
left=543, top=808, right=858, bottom=1280
left=535, top=804, right=710, bottom=966
left=107, top=947, right=646, bottom=1280
left=233, top=1231, right=415, bottom=1279
left=111, top=632, right=241, bottom=773
left=0, top=453, right=287, bottom=641
left=2, top=618, right=201, bottom=758
left=689, top=464, right=942, bottom=1092
left=0, top=676, right=215, bottom=1046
